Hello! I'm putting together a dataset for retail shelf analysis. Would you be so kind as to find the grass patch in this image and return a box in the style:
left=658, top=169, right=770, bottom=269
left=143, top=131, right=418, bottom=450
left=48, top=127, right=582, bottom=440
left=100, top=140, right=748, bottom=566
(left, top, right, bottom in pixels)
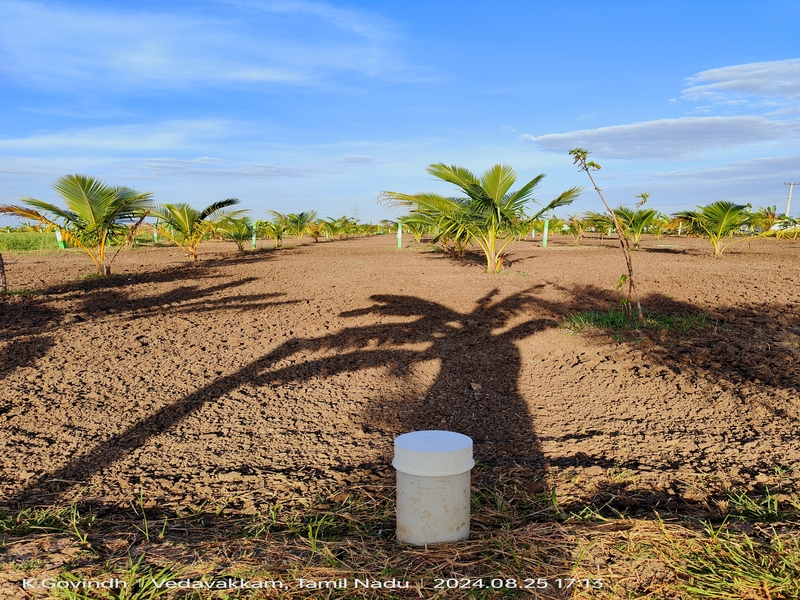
left=0, top=231, right=60, bottom=251
left=563, top=308, right=714, bottom=333
left=666, top=522, right=800, bottom=599
left=2, top=478, right=798, bottom=598
left=725, top=489, right=800, bottom=522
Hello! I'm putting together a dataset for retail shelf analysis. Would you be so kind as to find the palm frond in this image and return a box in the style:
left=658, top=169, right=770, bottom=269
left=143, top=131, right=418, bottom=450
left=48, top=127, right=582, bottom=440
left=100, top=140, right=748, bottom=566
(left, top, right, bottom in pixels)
left=199, top=198, right=240, bottom=221
left=480, top=164, right=517, bottom=202
left=51, top=175, right=117, bottom=229
left=426, top=163, right=478, bottom=192
left=503, top=173, right=547, bottom=208
left=528, top=186, right=581, bottom=220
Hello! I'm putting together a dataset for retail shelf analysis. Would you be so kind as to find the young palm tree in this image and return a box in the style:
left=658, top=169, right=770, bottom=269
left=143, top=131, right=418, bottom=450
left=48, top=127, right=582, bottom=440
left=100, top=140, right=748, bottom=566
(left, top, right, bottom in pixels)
left=257, top=219, right=287, bottom=247
left=219, top=216, right=255, bottom=252
left=0, top=174, right=152, bottom=275
left=268, top=211, right=317, bottom=241
left=381, top=163, right=579, bottom=273
left=151, top=199, right=242, bottom=260
left=647, top=213, right=671, bottom=240
left=613, top=206, right=660, bottom=249
left=673, top=201, right=751, bottom=256
left=750, top=205, right=778, bottom=233
left=323, top=216, right=356, bottom=240
left=566, top=214, right=586, bottom=244
left=305, top=219, right=325, bottom=242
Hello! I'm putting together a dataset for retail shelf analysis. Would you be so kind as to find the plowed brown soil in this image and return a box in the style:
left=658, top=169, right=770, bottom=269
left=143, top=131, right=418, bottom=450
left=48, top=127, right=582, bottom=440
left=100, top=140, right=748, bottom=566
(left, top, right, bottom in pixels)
left=1, top=234, right=799, bottom=516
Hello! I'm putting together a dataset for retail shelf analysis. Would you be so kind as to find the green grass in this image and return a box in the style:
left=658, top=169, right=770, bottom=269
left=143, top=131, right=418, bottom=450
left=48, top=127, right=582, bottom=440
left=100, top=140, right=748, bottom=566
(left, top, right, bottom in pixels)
left=563, top=308, right=714, bottom=332
left=0, top=231, right=60, bottom=251
left=2, top=479, right=798, bottom=598
left=726, top=488, right=800, bottom=522
left=667, top=522, right=800, bottom=599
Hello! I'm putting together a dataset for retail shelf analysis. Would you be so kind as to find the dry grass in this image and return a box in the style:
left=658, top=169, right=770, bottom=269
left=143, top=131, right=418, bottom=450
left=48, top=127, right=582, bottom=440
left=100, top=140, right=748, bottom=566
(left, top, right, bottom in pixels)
left=2, top=470, right=798, bottom=599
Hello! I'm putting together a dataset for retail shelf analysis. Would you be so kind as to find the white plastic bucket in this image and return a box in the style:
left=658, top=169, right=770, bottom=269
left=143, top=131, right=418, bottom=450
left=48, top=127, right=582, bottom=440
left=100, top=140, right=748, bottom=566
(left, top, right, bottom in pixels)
left=393, top=430, right=474, bottom=545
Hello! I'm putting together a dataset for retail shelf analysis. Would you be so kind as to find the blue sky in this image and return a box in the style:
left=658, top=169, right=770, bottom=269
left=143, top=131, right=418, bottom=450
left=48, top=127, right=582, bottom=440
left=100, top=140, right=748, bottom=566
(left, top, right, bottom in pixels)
left=1, top=0, right=799, bottom=225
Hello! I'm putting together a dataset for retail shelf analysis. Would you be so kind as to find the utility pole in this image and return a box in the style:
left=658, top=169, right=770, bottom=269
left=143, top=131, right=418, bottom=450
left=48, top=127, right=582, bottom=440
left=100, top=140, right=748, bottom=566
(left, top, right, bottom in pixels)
left=352, top=204, right=360, bottom=222
left=784, top=183, right=799, bottom=216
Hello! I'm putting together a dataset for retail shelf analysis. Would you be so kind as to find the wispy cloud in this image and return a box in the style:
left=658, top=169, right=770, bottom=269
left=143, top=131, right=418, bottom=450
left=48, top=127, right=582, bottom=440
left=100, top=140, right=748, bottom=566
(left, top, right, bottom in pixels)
left=226, top=0, right=390, bottom=40
left=135, top=157, right=317, bottom=179
left=333, top=154, right=378, bottom=164
left=0, top=0, right=411, bottom=91
left=682, top=58, right=800, bottom=103
left=0, top=120, right=240, bottom=153
left=520, top=116, right=799, bottom=160
left=639, top=154, right=800, bottom=184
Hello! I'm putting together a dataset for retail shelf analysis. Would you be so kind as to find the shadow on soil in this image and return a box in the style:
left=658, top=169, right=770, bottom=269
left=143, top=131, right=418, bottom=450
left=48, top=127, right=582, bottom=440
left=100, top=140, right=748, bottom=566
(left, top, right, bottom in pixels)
left=544, top=283, right=800, bottom=422
left=3, top=287, right=584, bottom=598
left=10, top=288, right=551, bottom=506
left=3, top=276, right=798, bottom=514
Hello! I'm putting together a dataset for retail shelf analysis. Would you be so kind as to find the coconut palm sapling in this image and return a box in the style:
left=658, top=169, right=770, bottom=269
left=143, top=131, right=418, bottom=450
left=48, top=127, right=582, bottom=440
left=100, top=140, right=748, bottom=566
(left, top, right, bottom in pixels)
left=1, top=174, right=153, bottom=276
left=257, top=219, right=286, bottom=247
left=219, top=216, right=255, bottom=252
left=381, top=163, right=580, bottom=273
left=611, top=203, right=660, bottom=249
left=151, top=199, right=242, bottom=260
left=570, top=148, right=643, bottom=320
left=673, top=201, right=751, bottom=256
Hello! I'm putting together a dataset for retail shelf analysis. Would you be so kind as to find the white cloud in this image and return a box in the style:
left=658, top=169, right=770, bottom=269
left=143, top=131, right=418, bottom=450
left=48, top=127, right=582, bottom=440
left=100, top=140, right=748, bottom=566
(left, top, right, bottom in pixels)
left=333, top=154, right=377, bottom=164
left=135, top=157, right=316, bottom=178
left=682, top=58, right=800, bottom=102
left=227, top=0, right=390, bottom=40
left=520, top=116, right=799, bottom=160
left=0, top=120, right=240, bottom=153
left=0, top=0, right=410, bottom=90
left=640, top=154, right=800, bottom=185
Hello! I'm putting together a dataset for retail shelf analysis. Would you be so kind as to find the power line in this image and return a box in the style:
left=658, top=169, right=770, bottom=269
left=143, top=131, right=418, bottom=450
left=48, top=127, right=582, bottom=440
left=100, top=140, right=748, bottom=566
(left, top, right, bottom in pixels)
left=714, top=185, right=785, bottom=201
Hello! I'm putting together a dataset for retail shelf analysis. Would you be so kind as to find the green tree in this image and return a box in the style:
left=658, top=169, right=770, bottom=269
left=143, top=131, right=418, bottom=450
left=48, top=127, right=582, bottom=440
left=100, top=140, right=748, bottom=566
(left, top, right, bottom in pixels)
left=647, top=213, right=671, bottom=240
left=673, top=201, right=751, bottom=256
left=151, top=199, right=241, bottom=260
left=305, top=219, right=325, bottom=242
left=584, top=211, right=615, bottom=240
left=323, top=215, right=356, bottom=240
left=566, top=213, right=586, bottom=244
left=381, top=163, right=579, bottom=273
left=0, top=174, right=152, bottom=275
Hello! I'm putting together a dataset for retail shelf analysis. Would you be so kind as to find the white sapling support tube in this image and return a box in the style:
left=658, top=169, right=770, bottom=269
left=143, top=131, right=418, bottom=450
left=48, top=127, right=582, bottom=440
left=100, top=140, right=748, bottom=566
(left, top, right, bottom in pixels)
left=393, top=430, right=474, bottom=545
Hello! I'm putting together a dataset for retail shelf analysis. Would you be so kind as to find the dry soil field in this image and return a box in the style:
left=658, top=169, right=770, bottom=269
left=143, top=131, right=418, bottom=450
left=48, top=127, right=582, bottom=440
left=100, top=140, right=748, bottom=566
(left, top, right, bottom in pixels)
left=1, top=234, right=799, bottom=597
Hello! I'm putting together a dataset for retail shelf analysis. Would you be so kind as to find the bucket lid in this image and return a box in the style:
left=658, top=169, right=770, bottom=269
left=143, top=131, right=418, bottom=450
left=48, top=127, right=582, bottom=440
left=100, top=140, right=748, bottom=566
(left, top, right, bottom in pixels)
left=392, top=430, right=474, bottom=476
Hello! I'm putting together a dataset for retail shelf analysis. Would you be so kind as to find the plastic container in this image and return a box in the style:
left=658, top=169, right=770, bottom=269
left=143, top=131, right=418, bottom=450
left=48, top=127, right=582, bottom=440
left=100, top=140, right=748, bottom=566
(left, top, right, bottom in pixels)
left=393, top=430, right=474, bottom=545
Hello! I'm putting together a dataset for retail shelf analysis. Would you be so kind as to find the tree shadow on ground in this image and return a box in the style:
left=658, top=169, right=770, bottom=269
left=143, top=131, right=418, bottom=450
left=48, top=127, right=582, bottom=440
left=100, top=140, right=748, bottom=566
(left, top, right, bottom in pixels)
left=515, top=283, right=800, bottom=519
left=0, top=294, right=59, bottom=386
left=5, top=287, right=585, bottom=597
left=538, top=283, right=800, bottom=418
left=9, top=289, right=553, bottom=506
left=0, top=272, right=297, bottom=344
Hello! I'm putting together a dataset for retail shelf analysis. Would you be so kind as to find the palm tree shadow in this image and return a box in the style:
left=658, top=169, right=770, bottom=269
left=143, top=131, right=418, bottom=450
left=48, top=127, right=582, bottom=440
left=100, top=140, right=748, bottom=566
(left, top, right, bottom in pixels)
left=328, top=291, right=552, bottom=463
left=11, top=289, right=555, bottom=504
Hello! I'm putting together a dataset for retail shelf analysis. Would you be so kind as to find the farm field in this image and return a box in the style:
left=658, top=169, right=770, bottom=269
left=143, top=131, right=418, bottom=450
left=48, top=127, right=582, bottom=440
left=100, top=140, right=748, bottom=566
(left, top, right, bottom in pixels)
left=1, top=234, right=799, bottom=598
